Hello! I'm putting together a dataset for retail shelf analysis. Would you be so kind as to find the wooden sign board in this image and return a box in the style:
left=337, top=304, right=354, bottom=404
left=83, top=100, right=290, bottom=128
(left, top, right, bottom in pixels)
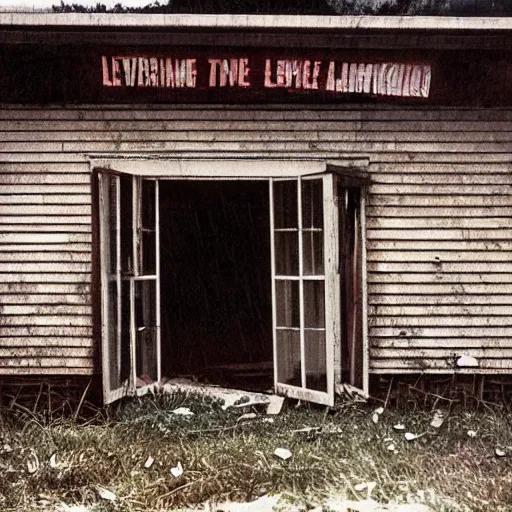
left=101, top=56, right=432, bottom=99
left=0, top=45, right=508, bottom=106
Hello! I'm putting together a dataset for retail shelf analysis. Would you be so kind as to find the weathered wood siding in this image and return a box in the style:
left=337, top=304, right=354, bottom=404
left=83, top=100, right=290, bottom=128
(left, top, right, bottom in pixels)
left=0, top=104, right=511, bottom=375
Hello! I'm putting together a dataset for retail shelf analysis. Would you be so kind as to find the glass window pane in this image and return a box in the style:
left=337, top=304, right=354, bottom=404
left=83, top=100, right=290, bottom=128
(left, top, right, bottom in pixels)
left=107, top=280, right=120, bottom=390
left=107, top=177, right=119, bottom=273
left=303, top=231, right=324, bottom=276
left=135, top=279, right=158, bottom=383
left=305, top=329, right=327, bottom=391
left=276, top=329, right=301, bottom=386
left=276, top=280, right=299, bottom=328
left=302, top=179, right=323, bottom=229
left=304, top=280, right=325, bottom=328
left=120, top=280, right=131, bottom=383
left=138, top=180, right=157, bottom=275
left=141, top=180, right=156, bottom=229
left=140, top=230, right=156, bottom=275
left=120, top=175, right=134, bottom=276
left=274, top=180, right=298, bottom=229
left=275, top=231, right=299, bottom=276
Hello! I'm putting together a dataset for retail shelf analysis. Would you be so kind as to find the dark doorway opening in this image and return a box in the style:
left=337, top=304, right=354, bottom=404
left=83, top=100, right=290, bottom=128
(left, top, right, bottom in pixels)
left=159, top=180, right=273, bottom=391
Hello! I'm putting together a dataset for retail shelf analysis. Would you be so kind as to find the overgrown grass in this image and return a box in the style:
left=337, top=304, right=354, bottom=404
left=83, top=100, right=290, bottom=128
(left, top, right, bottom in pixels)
left=1, top=392, right=512, bottom=511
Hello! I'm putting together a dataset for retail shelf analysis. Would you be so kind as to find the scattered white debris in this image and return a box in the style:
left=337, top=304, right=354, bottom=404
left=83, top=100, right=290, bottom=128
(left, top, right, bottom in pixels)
left=337, top=499, right=381, bottom=511
left=372, top=407, right=384, bottom=424
left=323, top=425, right=343, bottom=434
left=354, top=482, right=377, bottom=496
left=160, top=380, right=273, bottom=411
left=467, top=430, right=477, bottom=438
left=237, top=413, right=258, bottom=422
left=170, top=461, right=184, bottom=478
left=387, top=443, right=396, bottom=452
left=50, top=453, right=58, bottom=468
left=266, top=395, right=285, bottom=415
left=27, top=452, right=39, bottom=474
left=393, top=424, right=405, bottom=431
left=262, top=418, right=275, bottom=423
left=171, top=407, right=194, bottom=416
left=144, top=456, right=154, bottom=469
left=207, top=493, right=295, bottom=512
left=456, top=355, right=479, bottom=368
left=274, top=448, right=292, bottom=460
left=2, top=444, right=12, bottom=453
left=59, top=505, right=91, bottom=512
left=430, top=410, right=446, bottom=429
left=405, top=432, right=422, bottom=442
left=390, top=505, right=434, bottom=512
left=234, top=400, right=268, bottom=409
left=96, top=485, right=117, bottom=502
left=336, top=383, right=369, bottom=402
left=292, top=427, right=320, bottom=433
left=495, top=448, right=506, bottom=457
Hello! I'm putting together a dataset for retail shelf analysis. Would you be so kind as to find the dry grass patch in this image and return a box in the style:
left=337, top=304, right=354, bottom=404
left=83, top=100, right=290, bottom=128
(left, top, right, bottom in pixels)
left=0, top=393, right=511, bottom=511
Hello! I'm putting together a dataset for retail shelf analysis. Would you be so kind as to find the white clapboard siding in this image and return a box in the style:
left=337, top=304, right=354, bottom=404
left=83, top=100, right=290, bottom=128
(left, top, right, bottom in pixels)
left=0, top=104, right=511, bottom=376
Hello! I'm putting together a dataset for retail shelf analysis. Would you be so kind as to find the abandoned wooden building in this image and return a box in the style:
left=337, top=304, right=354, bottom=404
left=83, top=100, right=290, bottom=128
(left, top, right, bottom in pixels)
left=0, top=14, right=511, bottom=406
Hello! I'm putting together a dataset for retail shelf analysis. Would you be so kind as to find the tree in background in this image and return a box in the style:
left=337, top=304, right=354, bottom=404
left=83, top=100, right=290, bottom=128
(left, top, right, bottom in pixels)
left=51, top=0, right=512, bottom=15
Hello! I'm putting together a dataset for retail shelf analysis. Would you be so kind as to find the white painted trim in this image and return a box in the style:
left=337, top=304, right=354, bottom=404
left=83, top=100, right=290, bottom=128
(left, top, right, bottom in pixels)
left=92, top=159, right=332, bottom=179
left=276, top=382, right=332, bottom=406
left=99, top=172, right=128, bottom=405
left=132, top=176, right=138, bottom=277
left=98, top=173, right=110, bottom=404
left=155, top=180, right=161, bottom=383
left=324, top=173, right=340, bottom=395
left=360, top=188, right=369, bottom=395
left=297, top=177, right=306, bottom=389
left=269, top=180, right=278, bottom=394
left=1, top=14, right=510, bottom=32
left=114, top=176, right=122, bottom=389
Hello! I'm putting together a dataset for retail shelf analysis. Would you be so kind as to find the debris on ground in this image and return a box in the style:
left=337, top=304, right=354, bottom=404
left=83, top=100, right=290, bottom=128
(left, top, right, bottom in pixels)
left=95, top=485, right=116, bottom=502
left=372, top=407, right=384, bottom=424
left=206, top=493, right=304, bottom=512
left=27, top=451, right=39, bottom=474
left=274, top=448, right=292, bottom=460
left=206, top=495, right=436, bottom=512
left=393, top=424, right=405, bottom=431
left=171, top=406, right=195, bottom=416
left=354, top=481, right=377, bottom=497
left=386, top=443, right=396, bottom=452
left=404, top=432, right=424, bottom=442
left=58, top=505, right=91, bottom=512
left=467, top=430, right=477, bottom=438
left=335, top=383, right=369, bottom=402
left=495, top=448, right=506, bottom=457
left=292, top=426, right=321, bottom=434
left=144, top=456, right=154, bottom=469
left=429, top=410, right=447, bottom=429
left=266, top=395, right=285, bottom=415
left=171, top=461, right=184, bottom=477
left=237, top=413, right=258, bottom=422
left=159, top=379, right=277, bottom=412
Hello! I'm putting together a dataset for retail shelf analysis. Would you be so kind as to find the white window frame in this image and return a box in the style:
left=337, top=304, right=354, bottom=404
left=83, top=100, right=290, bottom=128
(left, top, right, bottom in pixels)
left=98, top=171, right=160, bottom=404
left=94, top=158, right=369, bottom=405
